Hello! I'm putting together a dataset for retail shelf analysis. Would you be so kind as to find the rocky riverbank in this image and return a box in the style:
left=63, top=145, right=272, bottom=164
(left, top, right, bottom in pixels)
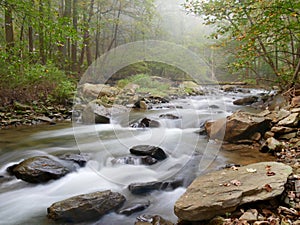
left=1, top=79, right=299, bottom=225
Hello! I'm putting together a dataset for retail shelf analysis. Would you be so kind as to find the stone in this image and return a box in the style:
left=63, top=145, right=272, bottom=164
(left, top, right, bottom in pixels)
left=278, top=113, right=299, bottom=127
left=58, top=153, right=91, bottom=167
left=291, top=108, right=300, bottom=113
left=80, top=83, right=119, bottom=100
left=159, top=114, right=180, bottom=120
left=47, top=190, right=125, bottom=222
left=130, top=145, right=167, bottom=160
left=279, top=132, right=297, bottom=140
left=130, top=118, right=160, bottom=128
left=180, top=81, right=204, bottom=95
left=11, top=156, right=70, bottom=183
left=174, top=162, right=292, bottom=221
left=118, top=201, right=150, bottom=216
left=82, top=101, right=128, bottom=124
left=233, top=96, right=258, bottom=106
left=276, top=109, right=291, bottom=122
left=271, top=126, right=296, bottom=134
left=135, top=214, right=174, bottom=225
left=261, top=137, right=282, bottom=152
left=264, top=131, right=275, bottom=139
left=205, top=111, right=271, bottom=142
left=128, top=180, right=183, bottom=195
left=222, top=85, right=235, bottom=92
left=239, top=209, right=258, bottom=222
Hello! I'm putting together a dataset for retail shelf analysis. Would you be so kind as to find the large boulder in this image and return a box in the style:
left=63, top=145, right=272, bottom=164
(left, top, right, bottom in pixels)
left=47, top=190, right=126, bottom=222
left=130, top=145, right=167, bottom=160
left=82, top=101, right=128, bottom=124
left=80, top=83, right=119, bottom=100
left=174, top=162, right=292, bottom=222
left=10, top=156, right=70, bottom=183
left=205, top=111, right=272, bottom=142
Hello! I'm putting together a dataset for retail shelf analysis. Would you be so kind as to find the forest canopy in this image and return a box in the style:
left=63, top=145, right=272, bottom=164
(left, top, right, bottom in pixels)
left=184, top=0, right=300, bottom=90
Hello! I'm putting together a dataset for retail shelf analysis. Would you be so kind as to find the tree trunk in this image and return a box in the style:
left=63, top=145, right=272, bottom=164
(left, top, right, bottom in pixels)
left=71, top=0, right=78, bottom=73
left=39, top=0, right=46, bottom=64
left=5, top=4, right=14, bottom=51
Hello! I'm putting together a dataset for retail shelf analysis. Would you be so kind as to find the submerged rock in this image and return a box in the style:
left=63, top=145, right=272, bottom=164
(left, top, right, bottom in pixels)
left=11, top=156, right=70, bottom=183
left=118, top=201, right=150, bottom=216
left=47, top=190, right=126, bottom=222
left=128, top=180, right=183, bottom=195
left=159, top=114, right=180, bottom=120
left=174, top=162, right=292, bottom=221
left=112, top=156, right=157, bottom=166
left=130, top=145, right=167, bottom=160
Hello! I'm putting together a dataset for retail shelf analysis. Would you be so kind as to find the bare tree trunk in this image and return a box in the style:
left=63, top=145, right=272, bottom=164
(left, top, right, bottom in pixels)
left=71, top=0, right=78, bottom=73
left=39, top=0, right=46, bottom=64
left=5, top=4, right=14, bottom=52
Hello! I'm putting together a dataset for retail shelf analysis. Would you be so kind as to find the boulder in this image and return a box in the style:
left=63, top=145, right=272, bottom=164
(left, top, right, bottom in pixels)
left=82, top=101, right=128, bottom=124
left=135, top=214, right=174, bottom=225
left=180, top=81, right=204, bottom=95
left=47, top=190, right=126, bottom=222
left=80, top=83, right=119, bottom=100
left=11, top=156, right=70, bottom=183
left=278, top=113, right=299, bottom=127
left=261, top=137, right=282, bottom=152
left=271, top=126, right=296, bottom=134
left=205, top=111, right=272, bottom=142
left=118, top=201, right=150, bottom=216
left=174, top=162, right=292, bottom=221
left=128, top=180, right=183, bottom=195
left=233, top=96, right=258, bottom=106
left=130, top=145, right=167, bottom=160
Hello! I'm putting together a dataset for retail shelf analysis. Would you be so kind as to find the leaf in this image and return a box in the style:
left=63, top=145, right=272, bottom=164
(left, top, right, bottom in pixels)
left=266, top=171, right=276, bottom=176
left=265, top=165, right=272, bottom=171
left=264, top=184, right=273, bottom=192
left=246, top=168, right=257, bottom=173
left=230, top=179, right=242, bottom=186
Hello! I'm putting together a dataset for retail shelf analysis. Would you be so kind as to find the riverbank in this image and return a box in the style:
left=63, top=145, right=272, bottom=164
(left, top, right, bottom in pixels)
left=0, top=80, right=299, bottom=225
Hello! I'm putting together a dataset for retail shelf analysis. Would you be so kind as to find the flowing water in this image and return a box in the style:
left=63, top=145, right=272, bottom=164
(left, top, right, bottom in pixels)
left=0, top=88, right=275, bottom=225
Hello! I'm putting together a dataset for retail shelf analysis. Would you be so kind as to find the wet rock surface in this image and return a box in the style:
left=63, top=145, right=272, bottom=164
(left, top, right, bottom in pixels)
left=174, top=162, right=292, bottom=221
left=58, top=153, right=91, bottom=167
left=130, top=117, right=160, bottom=128
left=128, top=180, right=183, bottom=195
left=118, top=201, right=150, bottom=216
left=47, top=190, right=126, bottom=222
left=9, top=156, right=71, bottom=183
left=130, top=145, right=167, bottom=160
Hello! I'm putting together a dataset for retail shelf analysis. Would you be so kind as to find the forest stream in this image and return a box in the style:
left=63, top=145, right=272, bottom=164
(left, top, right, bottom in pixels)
left=0, top=87, right=275, bottom=225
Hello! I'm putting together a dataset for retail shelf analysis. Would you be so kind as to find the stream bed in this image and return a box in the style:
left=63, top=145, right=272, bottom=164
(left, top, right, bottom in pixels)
left=0, top=88, right=275, bottom=225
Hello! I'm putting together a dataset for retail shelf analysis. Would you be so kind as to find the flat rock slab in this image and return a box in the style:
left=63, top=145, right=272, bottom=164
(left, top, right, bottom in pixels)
left=47, top=190, right=126, bottom=222
left=174, top=162, right=292, bottom=221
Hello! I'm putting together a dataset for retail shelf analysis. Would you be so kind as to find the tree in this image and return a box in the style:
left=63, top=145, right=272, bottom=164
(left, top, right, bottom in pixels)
left=184, top=0, right=300, bottom=89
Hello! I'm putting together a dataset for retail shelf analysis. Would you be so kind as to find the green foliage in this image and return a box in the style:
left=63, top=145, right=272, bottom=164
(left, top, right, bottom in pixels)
left=117, top=73, right=171, bottom=96
left=184, top=0, right=300, bottom=89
